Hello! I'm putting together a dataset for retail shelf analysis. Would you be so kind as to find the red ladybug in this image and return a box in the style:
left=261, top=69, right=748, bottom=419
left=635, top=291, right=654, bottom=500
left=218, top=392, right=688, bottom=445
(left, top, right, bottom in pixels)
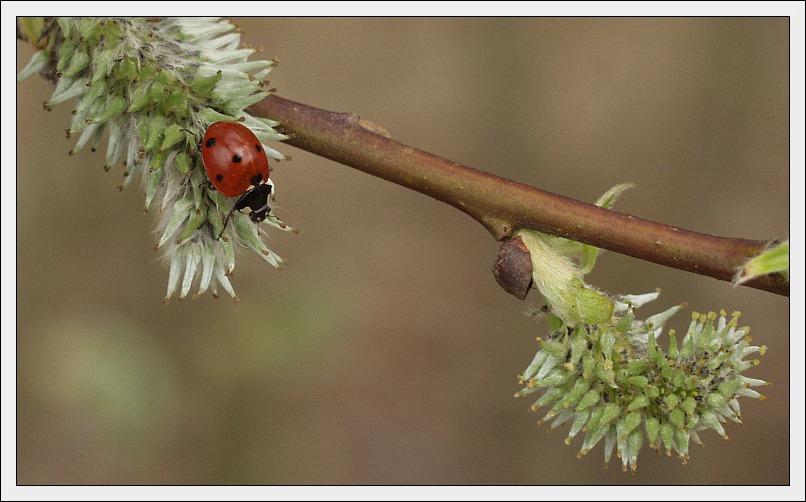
left=201, top=121, right=273, bottom=239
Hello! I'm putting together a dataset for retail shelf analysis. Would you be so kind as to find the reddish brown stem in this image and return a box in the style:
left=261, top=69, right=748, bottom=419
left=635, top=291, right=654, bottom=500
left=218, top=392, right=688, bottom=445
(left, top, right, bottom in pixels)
left=249, top=95, right=788, bottom=297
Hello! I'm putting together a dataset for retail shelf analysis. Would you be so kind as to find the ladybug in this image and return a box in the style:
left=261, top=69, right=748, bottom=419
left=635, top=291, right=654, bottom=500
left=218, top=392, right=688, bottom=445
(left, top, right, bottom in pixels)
left=201, top=121, right=273, bottom=239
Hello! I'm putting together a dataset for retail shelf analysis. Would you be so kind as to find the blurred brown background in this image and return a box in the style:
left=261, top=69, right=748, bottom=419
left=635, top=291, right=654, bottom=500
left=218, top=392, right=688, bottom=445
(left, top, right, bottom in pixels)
left=16, top=18, right=789, bottom=485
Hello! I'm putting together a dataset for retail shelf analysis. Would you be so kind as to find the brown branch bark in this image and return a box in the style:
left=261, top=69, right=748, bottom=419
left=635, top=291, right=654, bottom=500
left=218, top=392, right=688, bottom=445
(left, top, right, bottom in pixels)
left=249, top=95, right=788, bottom=297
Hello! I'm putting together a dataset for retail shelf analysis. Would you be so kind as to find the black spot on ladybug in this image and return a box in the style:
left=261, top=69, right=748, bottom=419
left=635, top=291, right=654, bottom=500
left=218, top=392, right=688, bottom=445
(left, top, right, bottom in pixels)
left=232, top=154, right=242, bottom=163
left=216, top=174, right=224, bottom=182
left=255, top=144, right=262, bottom=152
left=205, top=137, right=216, bottom=148
left=250, top=173, right=263, bottom=186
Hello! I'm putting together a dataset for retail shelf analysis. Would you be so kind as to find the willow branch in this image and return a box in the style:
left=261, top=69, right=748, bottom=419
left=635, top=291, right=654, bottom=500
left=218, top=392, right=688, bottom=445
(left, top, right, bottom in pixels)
left=249, top=95, right=787, bottom=297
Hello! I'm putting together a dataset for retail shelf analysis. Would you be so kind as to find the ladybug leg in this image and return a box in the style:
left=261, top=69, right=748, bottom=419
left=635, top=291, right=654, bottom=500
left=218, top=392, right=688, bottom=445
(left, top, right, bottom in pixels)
left=217, top=204, right=240, bottom=240
left=216, top=183, right=273, bottom=240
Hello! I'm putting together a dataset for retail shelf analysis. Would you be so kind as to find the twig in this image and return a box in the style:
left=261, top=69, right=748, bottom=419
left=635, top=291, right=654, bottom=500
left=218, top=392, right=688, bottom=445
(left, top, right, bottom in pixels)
left=248, top=95, right=788, bottom=297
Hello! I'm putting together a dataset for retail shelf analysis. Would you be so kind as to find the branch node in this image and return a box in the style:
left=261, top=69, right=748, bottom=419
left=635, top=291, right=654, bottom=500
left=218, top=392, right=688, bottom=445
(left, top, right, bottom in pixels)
left=493, top=236, right=533, bottom=300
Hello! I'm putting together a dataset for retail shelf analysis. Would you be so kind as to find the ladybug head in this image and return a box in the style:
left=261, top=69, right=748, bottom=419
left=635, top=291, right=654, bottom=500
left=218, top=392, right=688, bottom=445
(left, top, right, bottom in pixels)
left=236, top=183, right=273, bottom=223
left=218, top=182, right=273, bottom=239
